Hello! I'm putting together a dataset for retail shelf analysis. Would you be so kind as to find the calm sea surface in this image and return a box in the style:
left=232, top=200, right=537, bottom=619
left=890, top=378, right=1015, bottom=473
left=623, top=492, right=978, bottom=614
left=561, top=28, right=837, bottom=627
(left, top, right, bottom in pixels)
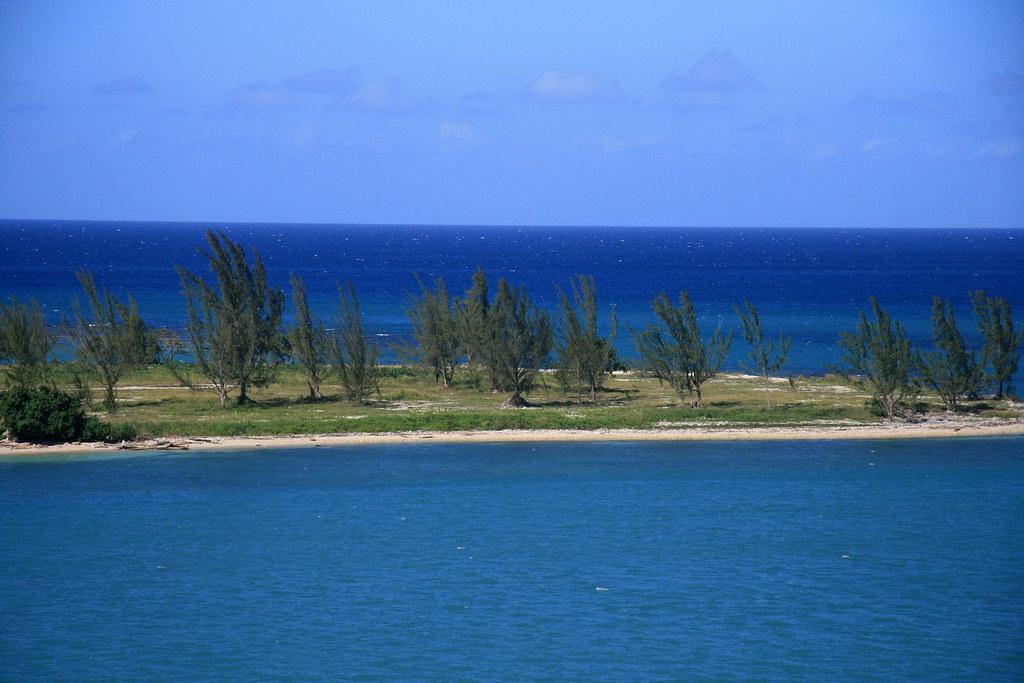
left=1, top=438, right=1022, bottom=680
left=2, top=220, right=1023, bottom=373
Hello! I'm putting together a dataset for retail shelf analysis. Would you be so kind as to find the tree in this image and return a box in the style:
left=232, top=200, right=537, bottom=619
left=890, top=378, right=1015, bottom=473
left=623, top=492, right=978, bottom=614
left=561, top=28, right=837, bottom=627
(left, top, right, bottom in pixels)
left=916, top=297, right=982, bottom=412
left=68, top=270, right=154, bottom=413
left=837, top=297, right=916, bottom=420
left=489, top=279, right=553, bottom=407
left=735, top=299, right=791, bottom=406
left=288, top=274, right=330, bottom=401
left=333, top=281, right=379, bottom=404
left=635, top=291, right=732, bottom=408
left=555, top=275, right=616, bottom=401
left=407, top=275, right=460, bottom=387
left=971, top=290, right=1023, bottom=399
left=0, top=297, right=53, bottom=388
left=120, top=296, right=160, bottom=366
left=455, top=268, right=498, bottom=389
left=177, top=230, right=285, bottom=407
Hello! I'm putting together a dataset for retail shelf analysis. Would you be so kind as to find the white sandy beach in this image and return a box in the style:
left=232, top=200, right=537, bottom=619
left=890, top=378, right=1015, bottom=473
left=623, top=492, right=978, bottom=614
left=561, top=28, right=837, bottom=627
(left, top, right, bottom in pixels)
left=3, top=418, right=1023, bottom=457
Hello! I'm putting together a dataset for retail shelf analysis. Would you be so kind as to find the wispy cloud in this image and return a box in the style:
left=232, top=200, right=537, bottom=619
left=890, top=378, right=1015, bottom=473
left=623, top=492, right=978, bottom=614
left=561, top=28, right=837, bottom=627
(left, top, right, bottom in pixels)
left=861, top=137, right=892, bottom=152
left=527, top=71, right=620, bottom=103
left=438, top=120, right=480, bottom=151
left=811, top=142, right=841, bottom=160
left=346, top=80, right=422, bottom=114
left=93, top=76, right=153, bottom=96
left=281, top=68, right=359, bottom=95
left=592, top=133, right=659, bottom=154
left=222, top=68, right=422, bottom=115
left=850, top=91, right=954, bottom=117
left=224, top=81, right=294, bottom=114
left=974, top=141, right=1020, bottom=158
left=660, top=50, right=760, bottom=110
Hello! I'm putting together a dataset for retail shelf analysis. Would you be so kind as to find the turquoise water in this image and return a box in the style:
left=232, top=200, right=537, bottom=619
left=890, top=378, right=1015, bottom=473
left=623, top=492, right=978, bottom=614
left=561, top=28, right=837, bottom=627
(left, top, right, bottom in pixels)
left=2, top=438, right=1022, bottom=680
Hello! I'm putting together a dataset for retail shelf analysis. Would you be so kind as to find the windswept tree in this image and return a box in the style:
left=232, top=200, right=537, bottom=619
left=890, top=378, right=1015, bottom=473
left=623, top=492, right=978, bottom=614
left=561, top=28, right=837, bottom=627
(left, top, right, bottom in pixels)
left=916, top=297, right=982, bottom=412
left=120, top=297, right=160, bottom=366
left=0, top=297, right=54, bottom=388
left=838, top=297, right=916, bottom=421
left=971, top=290, right=1023, bottom=399
left=555, top=275, right=616, bottom=401
left=288, top=274, right=330, bottom=401
left=455, top=268, right=497, bottom=389
left=407, top=275, right=460, bottom=387
left=177, top=230, right=285, bottom=407
left=69, top=271, right=155, bottom=413
left=636, top=291, right=732, bottom=408
left=735, top=299, right=791, bottom=405
left=489, top=279, right=553, bottom=408
left=332, top=281, right=379, bottom=404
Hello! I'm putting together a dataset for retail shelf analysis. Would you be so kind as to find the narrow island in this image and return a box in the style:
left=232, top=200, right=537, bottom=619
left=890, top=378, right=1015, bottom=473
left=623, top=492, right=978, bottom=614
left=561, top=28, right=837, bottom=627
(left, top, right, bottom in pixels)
left=2, top=231, right=1022, bottom=455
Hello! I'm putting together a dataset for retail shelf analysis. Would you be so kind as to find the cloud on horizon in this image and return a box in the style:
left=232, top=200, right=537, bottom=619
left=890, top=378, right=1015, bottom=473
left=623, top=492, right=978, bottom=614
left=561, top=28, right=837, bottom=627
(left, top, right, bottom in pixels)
left=281, top=68, right=360, bottom=95
left=222, top=68, right=423, bottom=115
left=850, top=91, right=955, bottom=118
left=660, top=49, right=760, bottom=109
left=527, top=71, right=621, bottom=103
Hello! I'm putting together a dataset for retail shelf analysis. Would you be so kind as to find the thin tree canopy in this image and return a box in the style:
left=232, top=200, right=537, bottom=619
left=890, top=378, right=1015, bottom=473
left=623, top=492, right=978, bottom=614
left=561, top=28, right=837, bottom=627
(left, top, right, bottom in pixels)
left=838, top=297, right=916, bottom=420
left=555, top=274, right=616, bottom=401
left=971, top=290, right=1023, bottom=399
left=489, top=279, right=553, bottom=408
left=0, top=296, right=53, bottom=388
left=177, top=230, right=285, bottom=407
left=636, top=291, right=732, bottom=408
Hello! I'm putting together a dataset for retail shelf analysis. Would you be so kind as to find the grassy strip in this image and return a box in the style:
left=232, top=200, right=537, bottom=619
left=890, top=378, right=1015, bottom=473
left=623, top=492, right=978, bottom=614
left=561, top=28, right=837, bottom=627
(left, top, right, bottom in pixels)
left=15, top=364, right=1019, bottom=439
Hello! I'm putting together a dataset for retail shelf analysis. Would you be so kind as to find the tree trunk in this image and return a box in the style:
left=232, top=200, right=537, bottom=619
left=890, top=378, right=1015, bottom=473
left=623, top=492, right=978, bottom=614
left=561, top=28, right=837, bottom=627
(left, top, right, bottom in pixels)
left=501, top=391, right=531, bottom=409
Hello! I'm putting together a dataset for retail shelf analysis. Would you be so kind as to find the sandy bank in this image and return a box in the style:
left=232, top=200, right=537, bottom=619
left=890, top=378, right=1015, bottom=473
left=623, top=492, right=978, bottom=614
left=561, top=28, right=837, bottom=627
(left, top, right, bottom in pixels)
left=3, top=419, right=1023, bottom=457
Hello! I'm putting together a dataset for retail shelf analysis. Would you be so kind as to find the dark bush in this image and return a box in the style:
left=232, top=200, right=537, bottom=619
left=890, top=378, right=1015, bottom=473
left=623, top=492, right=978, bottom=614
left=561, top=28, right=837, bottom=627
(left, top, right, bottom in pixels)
left=81, top=417, right=137, bottom=443
left=0, top=386, right=85, bottom=443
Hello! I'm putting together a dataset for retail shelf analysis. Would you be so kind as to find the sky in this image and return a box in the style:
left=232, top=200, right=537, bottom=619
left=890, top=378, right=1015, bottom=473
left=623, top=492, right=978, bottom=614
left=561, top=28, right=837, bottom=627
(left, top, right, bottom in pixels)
left=1, top=1, right=1022, bottom=228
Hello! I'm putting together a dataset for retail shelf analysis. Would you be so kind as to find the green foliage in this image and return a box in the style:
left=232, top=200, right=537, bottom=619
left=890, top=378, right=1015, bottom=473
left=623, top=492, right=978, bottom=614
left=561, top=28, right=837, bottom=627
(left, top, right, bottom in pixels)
left=288, top=274, right=330, bottom=400
left=488, top=279, right=553, bottom=407
left=406, top=275, right=460, bottom=387
left=0, top=386, right=84, bottom=442
left=81, top=416, right=138, bottom=443
left=454, top=268, right=497, bottom=389
left=555, top=275, right=616, bottom=401
left=69, top=270, right=156, bottom=413
left=971, top=290, right=1023, bottom=399
left=636, top=291, right=732, bottom=407
left=735, top=299, right=791, bottom=380
left=838, top=297, right=916, bottom=420
left=0, top=296, right=53, bottom=388
left=916, top=297, right=983, bottom=411
left=177, top=230, right=285, bottom=407
left=333, top=281, right=380, bottom=404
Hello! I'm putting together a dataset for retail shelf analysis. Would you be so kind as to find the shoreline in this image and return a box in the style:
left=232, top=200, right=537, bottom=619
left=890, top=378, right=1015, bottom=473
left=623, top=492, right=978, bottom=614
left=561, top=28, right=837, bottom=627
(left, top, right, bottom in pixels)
left=3, top=420, right=1023, bottom=457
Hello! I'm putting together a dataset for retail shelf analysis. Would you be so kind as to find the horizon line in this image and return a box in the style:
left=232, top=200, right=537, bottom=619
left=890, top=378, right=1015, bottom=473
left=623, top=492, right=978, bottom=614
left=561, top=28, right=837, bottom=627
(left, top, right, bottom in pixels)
left=1, top=217, right=1021, bottom=231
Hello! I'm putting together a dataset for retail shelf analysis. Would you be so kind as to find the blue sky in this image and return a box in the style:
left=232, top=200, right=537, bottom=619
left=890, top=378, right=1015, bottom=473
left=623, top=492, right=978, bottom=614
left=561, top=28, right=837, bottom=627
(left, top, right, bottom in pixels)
left=1, top=1, right=1022, bottom=227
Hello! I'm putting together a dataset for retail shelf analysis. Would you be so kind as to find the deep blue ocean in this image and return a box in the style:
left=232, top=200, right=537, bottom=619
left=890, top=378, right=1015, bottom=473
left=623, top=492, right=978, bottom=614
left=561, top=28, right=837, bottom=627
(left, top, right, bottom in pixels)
left=2, top=438, right=1022, bottom=680
left=2, top=220, right=1023, bottom=374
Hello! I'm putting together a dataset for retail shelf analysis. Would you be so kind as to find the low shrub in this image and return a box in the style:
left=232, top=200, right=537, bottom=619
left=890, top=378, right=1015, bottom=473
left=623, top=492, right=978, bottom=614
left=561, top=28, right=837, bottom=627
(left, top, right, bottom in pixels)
left=81, top=417, right=138, bottom=443
left=0, top=386, right=85, bottom=443
left=0, top=386, right=138, bottom=443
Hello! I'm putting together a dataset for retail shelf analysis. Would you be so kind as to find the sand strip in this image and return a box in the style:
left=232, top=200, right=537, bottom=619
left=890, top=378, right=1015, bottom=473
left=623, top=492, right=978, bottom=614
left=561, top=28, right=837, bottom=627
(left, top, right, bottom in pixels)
left=3, top=421, right=1023, bottom=457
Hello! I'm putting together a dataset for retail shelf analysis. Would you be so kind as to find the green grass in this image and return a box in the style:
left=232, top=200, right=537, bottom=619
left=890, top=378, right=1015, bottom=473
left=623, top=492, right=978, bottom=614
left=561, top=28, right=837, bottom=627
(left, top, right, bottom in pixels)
left=8, top=364, right=1021, bottom=438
